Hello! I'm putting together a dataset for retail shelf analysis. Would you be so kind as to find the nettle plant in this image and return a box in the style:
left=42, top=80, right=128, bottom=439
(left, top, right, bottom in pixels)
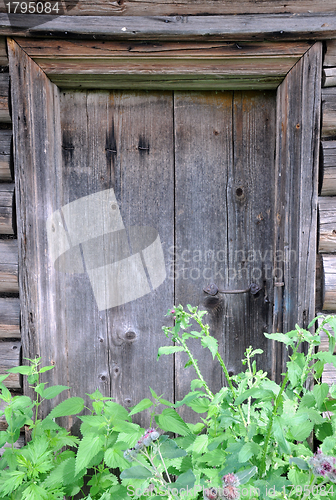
left=0, top=306, right=336, bottom=500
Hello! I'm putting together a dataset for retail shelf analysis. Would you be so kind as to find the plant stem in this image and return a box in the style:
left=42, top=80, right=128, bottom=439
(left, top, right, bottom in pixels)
left=179, top=338, right=213, bottom=399
left=157, top=446, right=171, bottom=483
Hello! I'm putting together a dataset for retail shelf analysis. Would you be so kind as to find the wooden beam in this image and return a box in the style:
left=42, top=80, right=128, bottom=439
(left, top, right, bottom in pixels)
left=322, top=88, right=336, bottom=138
left=316, top=253, right=323, bottom=312
left=0, top=130, right=12, bottom=181
left=0, top=341, right=21, bottom=389
left=0, top=38, right=7, bottom=66
left=2, top=0, right=336, bottom=16
left=323, top=67, right=336, bottom=88
left=0, top=183, right=14, bottom=234
left=322, top=255, right=336, bottom=310
left=2, top=13, right=336, bottom=41
left=0, top=74, right=10, bottom=123
left=319, top=197, right=336, bottom=253
left=324, top=40, right=336, bottom=67
left=0, top=297, right=20, bottom=339
left=321, top=141, right=336, bottom=195
left=0, top=239, right=18, bottom=293
left=15, top=39, right=310, bottom=90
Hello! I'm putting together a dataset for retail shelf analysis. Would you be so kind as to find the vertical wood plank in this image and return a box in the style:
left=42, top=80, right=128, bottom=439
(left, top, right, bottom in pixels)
left=273, top=43, right=321, bottom=374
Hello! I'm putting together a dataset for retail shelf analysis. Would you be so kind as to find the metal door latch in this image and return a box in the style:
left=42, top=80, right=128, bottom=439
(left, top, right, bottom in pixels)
left=203, top=283, right=261, bottom=296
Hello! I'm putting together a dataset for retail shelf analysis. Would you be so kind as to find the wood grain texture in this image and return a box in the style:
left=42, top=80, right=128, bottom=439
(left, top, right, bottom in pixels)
left=321, top=141, right=336, bottom=195
left=319, top=197, right=336, bottom=253
left=322, top=255, right=336, bottom=310
left=0, top=341, right=21, bottom=389
left=0, top=297, right=20, bottom=339
left=324, top=40, right=336, bottom=67
left=0, top=239, right=18, bottom=293
left=15, top=38, right=310, bottom=90
left=316, top=253, right=323, bottom=312
left=0, top=38, right=7, bottom=66
left=0, top=130, right=12, bottom=181
left=2, top=14, right=336, bottom=41
left=323, top=67, right=336, bottom=88
left=273, top=43, right=321, bottom=372
left=0, top=74, right=10, bottom=123
left=322, top=88, right=336, bottom=138
left=0, top=183, right=14, bottom=234
left=2, top=0, right=336, bottom=16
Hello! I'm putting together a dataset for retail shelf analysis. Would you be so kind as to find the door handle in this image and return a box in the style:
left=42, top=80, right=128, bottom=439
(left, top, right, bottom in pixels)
left=203, top=283, right=261, bottom=296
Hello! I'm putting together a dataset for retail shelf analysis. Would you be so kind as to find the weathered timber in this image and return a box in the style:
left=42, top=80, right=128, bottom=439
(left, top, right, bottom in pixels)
left=322, top=88, right=336, bottom=138
left=0, top=297, right=20, bottom=339
left=319, top=197, right=336, bottom=253
left=0, top=341, right=21, bottom=389
left=0, top=239, right=18, bottom=293
left=174, top=90, right=277, bottom=418
left=322, top=255, right=336, bottom=310
left=324, top=40, right=336, bottom=67
left=3, top=14, right=336, bottom=41
left=14, top=38, right=310, bottom=90
left=2, top=0, right=336, bottom=16
left=0, top=37, right=7, bottom=66
left=0, top=74, right=10, bottom=123
left=0, top=130, right=12, bottom=181
left=316, top=253, right=323, bottom=312
left=321, top=141, right=336, bottom=195
left=323, top=68, right=336, bottom=88
left=8, top=39, right=174, bottom=427
left=273, top=43, right=321, bottom=373
left=0, top=183, right=14, bottom=234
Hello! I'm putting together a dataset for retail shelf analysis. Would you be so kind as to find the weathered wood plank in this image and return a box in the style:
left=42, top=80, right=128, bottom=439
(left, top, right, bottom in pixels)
left=2, top=0, right=336, bottom=16
left=13, top=39, right=310, bottom=91
left=322, top=255, right=336, bottom=311
left=0, top=297, right=20, bottom=339
left=0, top=130, right=12, bottom=181
left=322, top=88, right=336, bottom=138
left=0, top=74, right=10, bottom=123
left=0, top=38, right=7, bottom=66
left=174, top=90, right=277, bottom=418
left=0, top=341, right=21, bottom=389
left=319, top=197, right=336, bottom=253
left=321, top=141, right=336, bottom=195
left=0, top=183, right=14, bottom=234
left=323, top=67, right=336, bottom=88
left=316, top=253, right=323, bottom=312
left=273, top=43, right=321, bottom=373
left=3, top=14, right=336, bottom=41
left=324, top=40, right=336, bottom=67
left=0, top=239, right=18, bottom=293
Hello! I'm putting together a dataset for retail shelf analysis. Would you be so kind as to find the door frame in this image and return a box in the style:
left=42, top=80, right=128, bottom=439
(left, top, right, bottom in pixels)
left=7, top=37, right=321, bottom=412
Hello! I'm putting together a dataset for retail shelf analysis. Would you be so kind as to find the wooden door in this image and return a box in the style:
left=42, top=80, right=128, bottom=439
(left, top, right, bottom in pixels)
left=8, top=41, right=321, bottom=427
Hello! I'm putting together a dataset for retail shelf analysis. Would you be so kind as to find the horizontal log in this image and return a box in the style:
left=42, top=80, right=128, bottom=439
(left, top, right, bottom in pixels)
left=2, top=0, right=336, bottom=16
left=0, top=74, right=10, bottom=123
left=3, top=14, right=336, bottom=41
left=319, top=197, right=336, bottom=253
left=322, top=88, right=336, bottom=138
left=0, top=341, right=21, bottom=389
left=324, top=40, right=336, bottom=67
left=323, top=67, right=336, bottom=88
left=0, top=38, right=7, bottom=66
left=0, top=183, right=14, bottom=235
left=14, top=39, right=310, bottom=90
left=322, top=255, right=336, bottom=310
left=0, top=239, right=18, bottom=293
left=0, top=297, right=20, bottom=339
left=321, top=141, right=336, bottom=195
left=0, top=130, right=12, bottom=181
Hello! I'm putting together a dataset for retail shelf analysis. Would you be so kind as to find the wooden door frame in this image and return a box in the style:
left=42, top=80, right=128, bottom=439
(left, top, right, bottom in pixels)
left=7, top=37, right=321, bottom=410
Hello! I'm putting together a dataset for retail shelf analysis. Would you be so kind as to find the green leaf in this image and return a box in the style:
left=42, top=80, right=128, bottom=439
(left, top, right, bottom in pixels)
left=173, top=469, right=196, bottom=491
left=273, top=417, right=291, bottom=455
left=321, top=436, right=336, bottom=454
left=201, top=336, right=218, bottom=358
left=7, top=365, right=32, bottom=375
left=264, top=332, right=294, bottom=346
left=157, top=408, right=190, bottom=436
left=75, top=434, right=104, bottom=474
left=238, top=442, right=261, bottom=463
left=104, top=448, right=130, bottom=469
left=104, top=401, right=129, bottom=421
left=43, top=385, right=69, bottom=400
left=289, top=457, right=309, bottom=470
left=313, top=383, right=329, bottom=409
left=236, top=466, right=258, bottom=484
left=38, top=366, right=54, bottom=373
left=157, top=346, right=185, bottom=360
left=128, top=398, right=153, bottom=416
left=235, top=388, right=273, bottom=405
left=288, top=469, right=308, bottom=486
left=192, top=434, right=208, bottom=454
left=159, top=439, right=187, bottom=459
left=120, top=465, right=152, bottom=480
left=190, top=379, right=204, bottom=391
left=49, top=396, right=84, bottom=418
left=289, top=421, right=314, bottom=441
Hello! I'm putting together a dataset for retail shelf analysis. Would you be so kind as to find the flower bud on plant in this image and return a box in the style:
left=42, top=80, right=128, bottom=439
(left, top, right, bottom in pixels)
left=204, top=487, right=219, bottom=500
left=123, top=449, right=137, bottom=461
left=309, top=450, right=336, bottom=482
left=222, top=473, right=240, bottom=500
